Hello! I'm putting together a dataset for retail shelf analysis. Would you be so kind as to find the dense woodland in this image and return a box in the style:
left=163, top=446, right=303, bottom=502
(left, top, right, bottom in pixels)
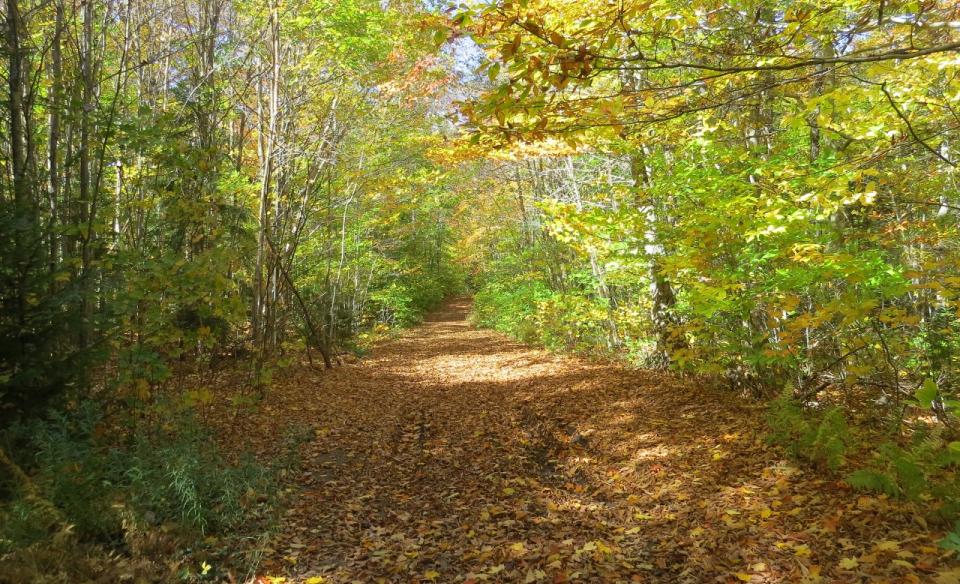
left=2, top=0, right=960, bottom=581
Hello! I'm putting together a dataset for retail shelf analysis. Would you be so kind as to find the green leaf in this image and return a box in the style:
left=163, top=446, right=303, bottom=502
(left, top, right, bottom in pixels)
left=915, top=379, right=938, bottom=409
left=846, top=468, right=899, bottom=496
left=939, top=524, right=960, bottom=552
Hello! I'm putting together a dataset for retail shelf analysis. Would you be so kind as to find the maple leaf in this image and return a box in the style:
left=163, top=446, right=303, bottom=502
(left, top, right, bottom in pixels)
left=838, top=557, right=858, bottom=570
left=874, top=540, right=900, bottom=553
left=525, top=568, right=547, bottom=582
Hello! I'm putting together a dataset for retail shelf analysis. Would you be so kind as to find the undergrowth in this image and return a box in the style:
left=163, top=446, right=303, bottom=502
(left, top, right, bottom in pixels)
left=472, top=279, right=648, bottom=360
left=765, top=390, right=960, bottom=537
left=0, top=401, right=288, bottom=582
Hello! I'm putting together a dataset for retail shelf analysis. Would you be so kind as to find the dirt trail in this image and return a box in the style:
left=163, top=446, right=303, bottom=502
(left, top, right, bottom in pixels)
left=252, top=298, right=956, bottom=583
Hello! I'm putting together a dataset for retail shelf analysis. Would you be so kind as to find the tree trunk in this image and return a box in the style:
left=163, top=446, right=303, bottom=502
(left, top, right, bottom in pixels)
left=253, top=2, right=281, bottom=351
left=629, top=149, right=680, bottom=369
left=47, top=0, right=64, bottom=278
left=78, top=0, right=95, bottom=348
left=6, top=0, right=31, bottom=356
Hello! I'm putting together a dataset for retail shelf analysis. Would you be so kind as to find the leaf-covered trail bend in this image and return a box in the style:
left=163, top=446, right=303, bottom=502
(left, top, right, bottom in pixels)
left=252, top=298, right=955, bottom=583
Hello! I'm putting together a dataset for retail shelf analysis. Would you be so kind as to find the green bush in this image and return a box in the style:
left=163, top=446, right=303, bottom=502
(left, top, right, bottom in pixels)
left=473, top=279, right=555, bottom=343
left=765, top=391, right=852, bottom=471
left=473, top=276, right=645, bottom=358
left=0, top=402, right=274, bottom=553
left=368, top=266, right=463, bottom=329
left=766, top=394, right=960, bottom=522
left=846, top=430, right=960, bottom=515
left=371, top=282, right=419, bottom=327
left=535, top=293, right=615, bottom=354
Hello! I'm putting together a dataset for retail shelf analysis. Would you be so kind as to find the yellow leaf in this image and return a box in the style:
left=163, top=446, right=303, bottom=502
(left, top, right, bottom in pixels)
left=936, top=568, right=960, bottom=584
left=510, top=542, right=527, bottom=555
left=502, top=487, right=516, bottom=496
left=305, top=578, right=325, bottom=584
left=751, top=562, right=767, bottom=572
left=794, top=544, right=811, bottom=557
left=423, top=570, right=440, bottom=581
left=838, top=557, right=858, bottom=570
left=874, top=540, right=900, bottom=552
left=735, top=573, right=753, bottom=582
left=524, top=568, right=546, bottom=583
left=803, top=565, right=823, bottom=583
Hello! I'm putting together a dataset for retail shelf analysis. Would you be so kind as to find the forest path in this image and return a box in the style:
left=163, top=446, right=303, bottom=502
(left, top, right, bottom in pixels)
left=252, top=298, right=952, bottom=583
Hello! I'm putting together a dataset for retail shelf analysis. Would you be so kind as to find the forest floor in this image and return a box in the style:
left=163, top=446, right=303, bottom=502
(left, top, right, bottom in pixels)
left=238, top=298, right=959, bottom=584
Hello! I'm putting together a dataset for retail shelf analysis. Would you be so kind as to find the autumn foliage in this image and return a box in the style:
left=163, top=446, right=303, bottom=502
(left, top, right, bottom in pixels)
left=2, top=0, right=960, bottom=581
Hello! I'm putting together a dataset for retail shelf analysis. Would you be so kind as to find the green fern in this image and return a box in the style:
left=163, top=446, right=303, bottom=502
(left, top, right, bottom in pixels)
left=1, top=403, right=277, bottom=552
left=940, top=522, right=960, bottom=552
left=765, top=392, right=852, bottom=470
left=846, top=431, right=960, bottom=510
left=809, top=408, right=851, bottom=471
left=846, top=468, right=900, bottom=496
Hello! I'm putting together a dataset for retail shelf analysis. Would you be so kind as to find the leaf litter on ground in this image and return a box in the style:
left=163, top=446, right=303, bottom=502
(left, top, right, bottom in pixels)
left=215, top=299, right=960, bottom=583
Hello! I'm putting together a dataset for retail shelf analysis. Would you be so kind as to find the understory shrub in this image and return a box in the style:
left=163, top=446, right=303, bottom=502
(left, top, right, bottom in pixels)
left=766, top=392, right=960, bottom=525
left=369, top=266, right=464, bottom=328
left=847, top=431, right=960, bottom=516
left=0, top=402, right=275, bottom=554
left=473, top=277, right=648, bottom=358
left=473, top=279, right=554, bottom=343
left=534, top=293, right=616, bottom=353
left=765, top=391, right=852, bottom=471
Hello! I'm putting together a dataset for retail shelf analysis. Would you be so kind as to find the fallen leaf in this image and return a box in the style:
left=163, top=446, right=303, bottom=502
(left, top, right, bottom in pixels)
left=838, top=557, right=858, bottom=570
